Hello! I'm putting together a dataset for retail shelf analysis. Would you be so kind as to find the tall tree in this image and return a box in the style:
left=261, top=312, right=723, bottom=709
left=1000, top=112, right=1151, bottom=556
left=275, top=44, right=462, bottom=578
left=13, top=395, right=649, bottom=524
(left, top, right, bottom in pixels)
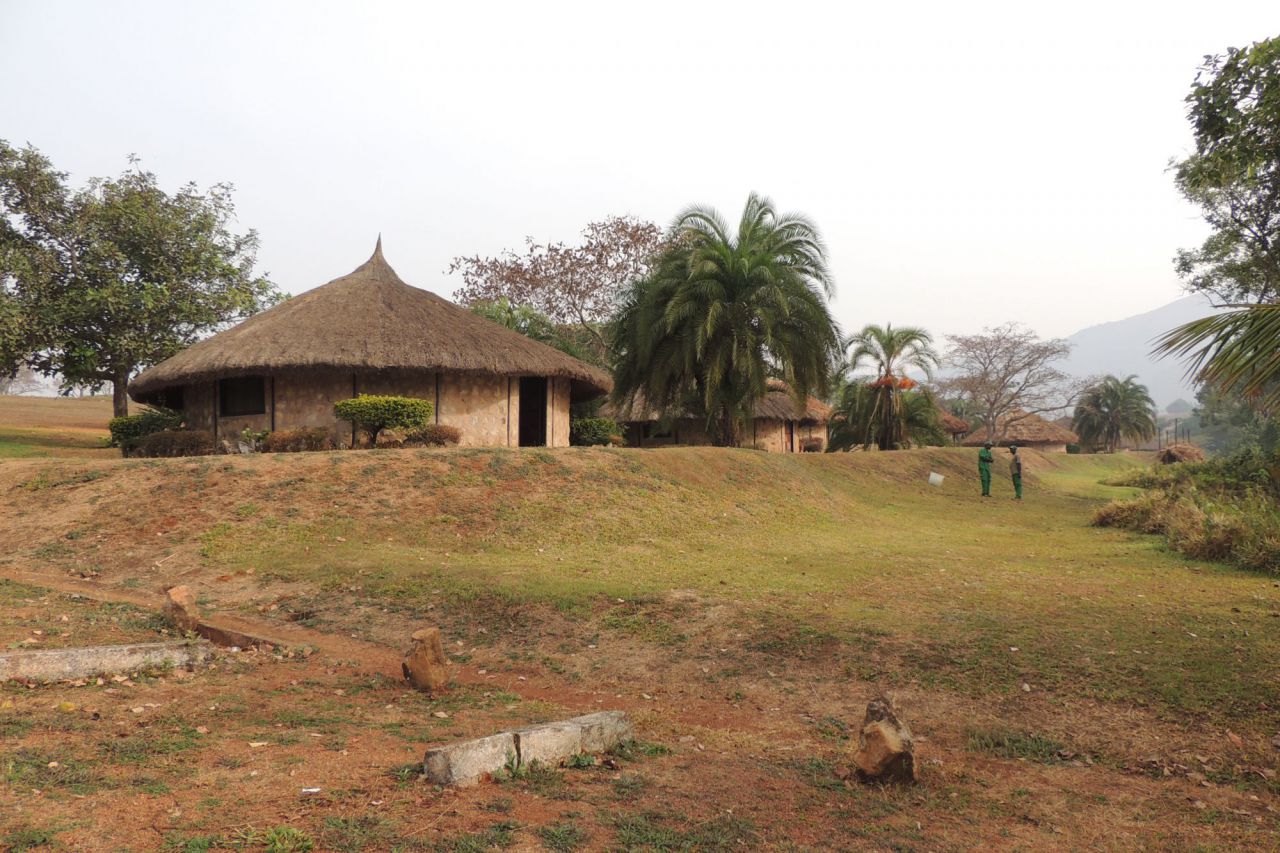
left=1158, top=39, right=1280, bottom=414
left=1072, top=375, right=1157, bottom=452
left=450, top=216, right=665, bottom=360
left=843, top=323, right=939, bottom=450
left=942, top=323, right=1087, bottom=441
left=827, top=381, right=947, bottom=452
left=610, top=193, right=841, bottom=446
left=0, top=142, right=279, bottom=416
left=1171, top=37, right=1280, bottom=306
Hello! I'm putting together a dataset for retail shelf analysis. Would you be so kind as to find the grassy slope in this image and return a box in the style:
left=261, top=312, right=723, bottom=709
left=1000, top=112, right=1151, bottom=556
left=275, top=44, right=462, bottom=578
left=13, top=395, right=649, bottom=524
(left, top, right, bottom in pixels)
left=3, top=442, right=1275, bottom=726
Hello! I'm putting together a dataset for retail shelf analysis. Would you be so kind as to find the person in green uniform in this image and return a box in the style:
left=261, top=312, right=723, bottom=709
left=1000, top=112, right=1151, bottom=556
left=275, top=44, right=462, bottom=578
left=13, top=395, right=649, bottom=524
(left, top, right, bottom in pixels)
left=1009, top=444, right=1023, bottom=500
left=978, top=442, right=994, bottom=497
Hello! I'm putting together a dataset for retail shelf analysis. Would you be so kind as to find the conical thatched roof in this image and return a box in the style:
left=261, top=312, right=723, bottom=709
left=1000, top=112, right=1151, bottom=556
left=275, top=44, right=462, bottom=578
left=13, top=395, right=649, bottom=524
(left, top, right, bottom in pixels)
left=601, top=379, right=832, bottom=424
left=130, top=241, right=612, bottom=399
left=960, top=410, right=1078, bottom=446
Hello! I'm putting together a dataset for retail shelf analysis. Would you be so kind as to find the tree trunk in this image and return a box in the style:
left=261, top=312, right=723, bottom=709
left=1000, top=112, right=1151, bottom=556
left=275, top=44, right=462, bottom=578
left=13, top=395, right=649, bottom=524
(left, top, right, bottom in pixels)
left=112, top=371, right=130, bottom=418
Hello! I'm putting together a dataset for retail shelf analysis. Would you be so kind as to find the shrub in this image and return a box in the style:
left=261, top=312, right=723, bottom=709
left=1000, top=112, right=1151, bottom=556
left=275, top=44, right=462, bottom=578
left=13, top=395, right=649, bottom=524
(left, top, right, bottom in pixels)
left=137, top=430, right=216, bottom=458
left=108, top=407, right=182, bottom=455
left=404, top=423, right=462, bottom=447
left=261, top=428, right=333, bottom=453
left=333, top=395, right=433, bottom=447
left=800, top=438, right=823, bottom=453
left=571, top=417, right=621, bottom=447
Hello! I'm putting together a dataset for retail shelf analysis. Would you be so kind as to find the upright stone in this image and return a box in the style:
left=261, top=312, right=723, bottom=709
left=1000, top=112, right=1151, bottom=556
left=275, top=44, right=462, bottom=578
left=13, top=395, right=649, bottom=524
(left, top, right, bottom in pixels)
left=403, top=627, right=449, bottom=694
left=164, top=586, right=201, bottom=634
left=852, top=696, right=917, bottom=784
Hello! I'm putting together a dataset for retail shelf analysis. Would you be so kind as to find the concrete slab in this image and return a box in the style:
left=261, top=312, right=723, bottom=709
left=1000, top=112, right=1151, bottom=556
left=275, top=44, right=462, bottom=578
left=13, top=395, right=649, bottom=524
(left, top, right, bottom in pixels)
left=423, top=732, right=517, bottom=787
left=422, top=710, right=635, bottom=786
left=0, top=640, right=213, bottom=683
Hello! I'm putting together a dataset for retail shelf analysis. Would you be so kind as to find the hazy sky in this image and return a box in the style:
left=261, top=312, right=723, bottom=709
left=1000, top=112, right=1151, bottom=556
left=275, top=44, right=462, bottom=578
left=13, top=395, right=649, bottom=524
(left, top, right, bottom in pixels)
left=2, top=1, right=1276, bottom=341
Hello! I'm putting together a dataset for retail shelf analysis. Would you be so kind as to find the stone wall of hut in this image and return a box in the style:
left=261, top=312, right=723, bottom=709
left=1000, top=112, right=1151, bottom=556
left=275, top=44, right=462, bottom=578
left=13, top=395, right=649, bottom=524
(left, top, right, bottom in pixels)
left=178, top=370, right=573, bottom=449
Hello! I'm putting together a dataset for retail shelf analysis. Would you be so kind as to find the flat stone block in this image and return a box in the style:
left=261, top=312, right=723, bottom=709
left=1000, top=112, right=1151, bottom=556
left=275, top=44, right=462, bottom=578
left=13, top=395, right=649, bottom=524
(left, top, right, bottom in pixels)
left=423, top=732, right=517, bottom=787
left=0, top=641, right=212, bottom=683
left=568, top=711, right=634, bottom=753
left=514, top=720, right=585, bottom=766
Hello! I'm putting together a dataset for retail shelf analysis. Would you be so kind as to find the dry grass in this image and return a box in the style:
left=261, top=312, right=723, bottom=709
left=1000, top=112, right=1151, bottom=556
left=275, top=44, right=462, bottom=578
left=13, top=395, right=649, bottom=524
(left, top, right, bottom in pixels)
left=2, top=399, right=1279, bottom=848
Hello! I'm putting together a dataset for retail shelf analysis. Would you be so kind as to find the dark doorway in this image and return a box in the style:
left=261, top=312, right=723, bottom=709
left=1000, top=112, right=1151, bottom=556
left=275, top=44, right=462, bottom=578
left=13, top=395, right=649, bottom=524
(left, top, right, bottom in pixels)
left=518, top=377, right=548, bottom=447
left=786, top=421, right=795, bottom=452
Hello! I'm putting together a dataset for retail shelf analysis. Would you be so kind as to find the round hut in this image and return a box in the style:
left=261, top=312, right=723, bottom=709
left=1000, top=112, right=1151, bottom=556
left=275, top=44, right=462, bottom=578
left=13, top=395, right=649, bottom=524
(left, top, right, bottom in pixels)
left=960, top=410, right=1078, bottom=453
left=129, top=241, right=611, bottom=448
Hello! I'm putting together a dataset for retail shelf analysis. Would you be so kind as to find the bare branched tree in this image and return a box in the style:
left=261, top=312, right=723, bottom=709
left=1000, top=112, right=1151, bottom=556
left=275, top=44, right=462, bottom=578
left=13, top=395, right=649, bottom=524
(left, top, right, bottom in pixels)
left=941, top=323, right=1090, bottom=441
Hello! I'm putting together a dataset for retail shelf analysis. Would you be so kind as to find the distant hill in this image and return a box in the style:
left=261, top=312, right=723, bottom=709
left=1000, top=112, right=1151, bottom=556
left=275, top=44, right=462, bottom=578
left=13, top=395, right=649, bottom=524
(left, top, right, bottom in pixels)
left=1060, top=294, right=1219, bottom=409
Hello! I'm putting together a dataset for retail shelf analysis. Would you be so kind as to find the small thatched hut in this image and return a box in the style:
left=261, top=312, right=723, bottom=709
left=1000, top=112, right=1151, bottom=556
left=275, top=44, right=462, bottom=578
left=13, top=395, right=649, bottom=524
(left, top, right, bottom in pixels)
left=938, top=411, right=971, bottom=445
left=960, top=410, right=1078, bottom=453
left=603, top=380, right=833, bottom=452
left=129, top=241, right=611, bottom=448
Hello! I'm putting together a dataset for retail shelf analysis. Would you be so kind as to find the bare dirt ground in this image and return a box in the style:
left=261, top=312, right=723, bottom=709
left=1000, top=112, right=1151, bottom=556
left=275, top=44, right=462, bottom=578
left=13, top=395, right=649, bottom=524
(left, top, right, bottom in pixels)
left=2, top=435, right=1278, bottom=850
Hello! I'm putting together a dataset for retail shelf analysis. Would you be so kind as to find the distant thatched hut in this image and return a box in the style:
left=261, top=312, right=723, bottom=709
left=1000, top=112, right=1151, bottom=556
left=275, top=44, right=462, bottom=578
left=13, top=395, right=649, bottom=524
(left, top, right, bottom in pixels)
left=938, top=411, right=971, bottom=445
left=960, top=410, right=1078, bottom=453
left=603, top=380, right=833, bottom=452
left=129, top=241, right=611, bottom=448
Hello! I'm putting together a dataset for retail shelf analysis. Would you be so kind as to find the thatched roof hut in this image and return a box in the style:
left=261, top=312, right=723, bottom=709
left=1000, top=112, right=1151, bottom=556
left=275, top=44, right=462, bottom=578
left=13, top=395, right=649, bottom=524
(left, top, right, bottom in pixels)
left=601, top=379, right=832, bottom=452
left=132, top=240, right=610, bottom=399
left=130, top=241, right=610, bottom=449
left=960, top=410, right=1078, bottom=452
left=938, top=411, right=971, bottom=441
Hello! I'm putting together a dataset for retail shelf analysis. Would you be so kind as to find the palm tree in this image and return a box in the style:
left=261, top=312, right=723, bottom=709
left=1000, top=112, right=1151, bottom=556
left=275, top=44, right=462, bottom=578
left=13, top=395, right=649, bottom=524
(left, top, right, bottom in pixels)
left=827, top=381, right=947, bottom=451
left=1156, top=304, right=1280, bottom=414
left=1072, top=375, right=1157, bottom=452
left=610, top=194, right=841, bottom=446
left=843, top=324, right=939, bottom=450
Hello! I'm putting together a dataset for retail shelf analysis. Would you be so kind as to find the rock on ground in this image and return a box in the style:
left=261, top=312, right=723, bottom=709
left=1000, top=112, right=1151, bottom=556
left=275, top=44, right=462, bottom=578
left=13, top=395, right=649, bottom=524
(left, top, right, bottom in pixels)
left=852, top=696, right=917, bottom=784
left=402, top=626, right=449, bottom=694
left=164, top=585, right=201, bottom=634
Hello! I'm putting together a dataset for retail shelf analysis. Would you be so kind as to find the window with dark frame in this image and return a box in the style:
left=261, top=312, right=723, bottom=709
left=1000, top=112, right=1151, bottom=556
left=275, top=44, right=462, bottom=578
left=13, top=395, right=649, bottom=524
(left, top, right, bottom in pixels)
left=218, top=376, right=266, bottom=417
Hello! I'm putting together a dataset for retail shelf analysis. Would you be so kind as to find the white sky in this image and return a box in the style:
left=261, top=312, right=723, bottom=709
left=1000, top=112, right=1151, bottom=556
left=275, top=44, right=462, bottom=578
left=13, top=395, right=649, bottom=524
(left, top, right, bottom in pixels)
left=1, top=1, right=1276, bottom=340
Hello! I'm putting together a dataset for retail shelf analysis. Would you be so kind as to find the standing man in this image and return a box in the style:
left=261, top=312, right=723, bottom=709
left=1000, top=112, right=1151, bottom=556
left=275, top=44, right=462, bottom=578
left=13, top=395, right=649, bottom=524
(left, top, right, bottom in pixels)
left=978, top=441, right=994, bottom=497
left=1009, top=444, right=1023, bottom=500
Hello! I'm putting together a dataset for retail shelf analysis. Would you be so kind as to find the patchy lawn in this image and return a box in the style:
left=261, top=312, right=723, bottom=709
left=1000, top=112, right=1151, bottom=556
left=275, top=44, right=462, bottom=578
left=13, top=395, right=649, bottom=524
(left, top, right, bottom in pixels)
left=1, top=408, right=1278, bottom=848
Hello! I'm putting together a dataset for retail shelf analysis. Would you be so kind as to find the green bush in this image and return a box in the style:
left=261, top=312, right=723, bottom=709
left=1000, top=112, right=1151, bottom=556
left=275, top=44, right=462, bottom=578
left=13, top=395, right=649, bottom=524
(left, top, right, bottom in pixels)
left=1065, top=443, right=1081, bottom=454
left=571, top=417, right=621, bottom=447
left=333, top=395, right=433, bottom=447
left=108, top=406, right=182, bottom=455
left=261, top=428, right=333, bottom=453
left=137, top=430, right=216, bottom=458
left=404, top=423, right=462, bottom=447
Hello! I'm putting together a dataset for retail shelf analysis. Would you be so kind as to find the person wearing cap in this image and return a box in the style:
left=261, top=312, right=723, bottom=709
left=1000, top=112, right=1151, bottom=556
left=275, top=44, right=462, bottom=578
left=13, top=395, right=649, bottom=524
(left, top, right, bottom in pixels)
left=1009, top=444, right=1023, bottom=500
left=978, top=441, right=994, bottom=497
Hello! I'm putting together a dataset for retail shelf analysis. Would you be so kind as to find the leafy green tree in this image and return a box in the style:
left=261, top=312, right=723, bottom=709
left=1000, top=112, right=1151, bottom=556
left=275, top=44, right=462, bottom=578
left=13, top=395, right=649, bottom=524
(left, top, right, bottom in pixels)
left=827, top=381, right=947, bottom=452
left=610, top=194, right=841, bottom=446
left=1171, top=37, right=1280, bottom=305
left=1072, top=375, right=1157, bottom=453
left=0, top=142, right=278, bottom=415
left=842, top=323, right=939, bottom=450
left=469, top=298, right=596, bottom=364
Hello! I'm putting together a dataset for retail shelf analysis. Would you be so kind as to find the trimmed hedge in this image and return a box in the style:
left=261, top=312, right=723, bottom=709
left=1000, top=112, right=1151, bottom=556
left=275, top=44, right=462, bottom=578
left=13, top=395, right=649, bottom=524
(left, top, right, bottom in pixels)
left=404, top=424, right=462, bottom=447
left=108, top=407, right=182, bottom=455
left=571, top=417, right=621, bottom=447
left=138, top=430, right=216, bottom=458
left=262, top=428, right=333, bottom=453
left=334, top=395, right=434, bottom=446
